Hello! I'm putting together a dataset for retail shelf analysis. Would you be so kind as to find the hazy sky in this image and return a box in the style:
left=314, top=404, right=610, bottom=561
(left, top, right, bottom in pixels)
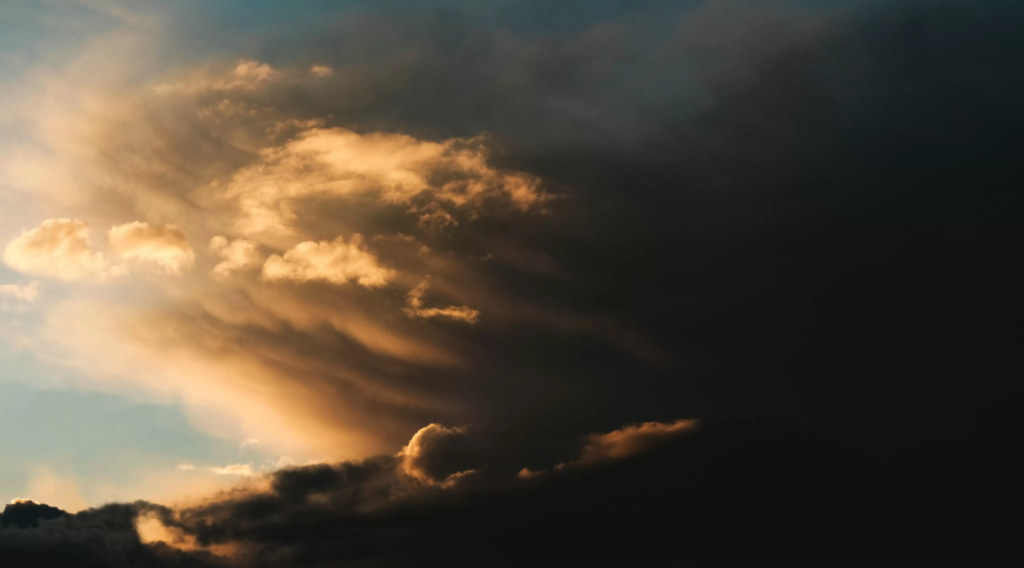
left=0, top=0, right=1021, bottom=566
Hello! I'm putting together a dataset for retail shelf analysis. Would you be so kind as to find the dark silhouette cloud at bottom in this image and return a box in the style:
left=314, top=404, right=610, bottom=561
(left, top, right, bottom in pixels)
left=2, top=421, right=1019, bottom=567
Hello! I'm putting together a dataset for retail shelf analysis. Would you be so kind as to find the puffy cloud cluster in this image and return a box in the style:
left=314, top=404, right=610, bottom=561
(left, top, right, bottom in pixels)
left=2, top=219, right=124, bottom=281
left=226, top=128, right=544, bottom=237
left=261, top=235, right=395, bottom=288
left=2, top=219, right=195, bottom=281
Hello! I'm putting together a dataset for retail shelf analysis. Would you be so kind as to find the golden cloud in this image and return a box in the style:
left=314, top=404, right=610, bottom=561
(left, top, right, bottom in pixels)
left=108, top=221, right=195, bottom=274
left=2, top=219, right=126, bottom=280
left=209, top=236, right=262, bottom=277
left=405, top=279, right=479, bottom=323
left=226, top=127, right=544, bottom=237
left=262, top=234, right=395, bottom=288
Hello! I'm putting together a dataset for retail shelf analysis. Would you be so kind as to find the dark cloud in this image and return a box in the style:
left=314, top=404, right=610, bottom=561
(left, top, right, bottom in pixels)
left=0, top=501, right=225, bottom=567
left=51, top=0, right=1021, bottom=456
left=5, top=0, right=1023, bottom=563
left=1, top=500, right=67, bottom=529
left=154, top=0, right=1024, bottom=448
left=4, top=421, right=1021, bottom=566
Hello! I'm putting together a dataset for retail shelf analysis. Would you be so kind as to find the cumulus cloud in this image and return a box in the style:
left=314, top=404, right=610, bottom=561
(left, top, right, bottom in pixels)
left=108, top=222, right=195, bottom=274
left=3, top=219, right=125, bottom=280
left=0, top=281, right=39, bottom=301
left=405, top=279, right=480, bottom=323
left=262, top=235, right=395, bottom=288
left=399, top=424, right=480, bottom=484
left=226, top=127, right=544, bottom=236
left=209, top=236, right=261, bottom=277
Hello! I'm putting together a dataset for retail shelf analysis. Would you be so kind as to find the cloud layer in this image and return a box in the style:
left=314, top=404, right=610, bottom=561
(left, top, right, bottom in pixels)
left=3, top=420, right=1021, bottom=567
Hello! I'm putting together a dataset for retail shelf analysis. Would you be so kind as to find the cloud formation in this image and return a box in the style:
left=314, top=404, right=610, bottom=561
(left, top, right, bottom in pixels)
left=399, top=423, right=480, bottom=483
left=209, top=237, right=260, bottom=277
left=4, top=420, right=1021, bottom=567
left=3, top=219, right=124, bottom=281
left=1, top=3, right=1022, bottom=552
left=108, top=222, right=195, bottom=274
left=576, top=419, right=699, bottom=464
left=0, top=281, right=39, bottom=301
left=405, top=279, right=480, bottom=323
left=226, top=127, right=544, bottom=237
left=261, top=235, right=395, bottom=288
left=209, top=464, right=256, bottom=477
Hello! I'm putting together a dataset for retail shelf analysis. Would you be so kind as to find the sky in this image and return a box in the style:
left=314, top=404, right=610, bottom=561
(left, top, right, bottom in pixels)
left=0, top=0, right=1021, bottom=566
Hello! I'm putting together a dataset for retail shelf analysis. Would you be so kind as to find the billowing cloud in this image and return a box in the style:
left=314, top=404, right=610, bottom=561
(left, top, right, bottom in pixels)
left=6, top=421, right=1018, bottom=567
left=405, top=279, right=480, bottom=323
left=399, top=424, right=480, bottom=483
left=108, top=222, right=195, bottom=274
left=209, top=236, right=261, bottom=277
left=2, top=219, right=125, bottom=281
left=0, top=3, right=1021, bottom=558
left=226, top=127, right=544, bottom=236
left=261, top=235, right=395, bottom=288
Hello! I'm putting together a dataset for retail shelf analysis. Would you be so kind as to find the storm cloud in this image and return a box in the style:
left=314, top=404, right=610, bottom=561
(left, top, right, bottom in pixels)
left=3, top=420, right=1021, bottom=567
left=1, top=0, right=1022, bottom=564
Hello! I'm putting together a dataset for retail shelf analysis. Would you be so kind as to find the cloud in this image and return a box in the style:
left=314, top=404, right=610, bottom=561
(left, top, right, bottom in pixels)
left=175, top=464, right=195, bottom=471
left=155, top=58, right=281, bottom=94
left=2, top=219, right=125, bottom=280
left=309, top=65, right=333, bottom=78
left=1, top=0, right=1022, bottom=531
left=0, top=281, right=39, bottom=301
left=261, top=235, right=395, bottom=288
left=1, top=500, right=67, bottom=529
left=399, top=423, right=480, bottom=483
left=209, top=237, right=261, bottom=277
left=108, top=222, right=195, bottom=274
left=575, top=419, right=699, bottom=464
left=405, top=279, right=480, bottom=323
left=240, top=438, right=260, bottom=448
left=210, top=464, right=256, bottom=477
left=8, top=420, right=1020, bottom=567
left=226, top=127, right=544, bottom=236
